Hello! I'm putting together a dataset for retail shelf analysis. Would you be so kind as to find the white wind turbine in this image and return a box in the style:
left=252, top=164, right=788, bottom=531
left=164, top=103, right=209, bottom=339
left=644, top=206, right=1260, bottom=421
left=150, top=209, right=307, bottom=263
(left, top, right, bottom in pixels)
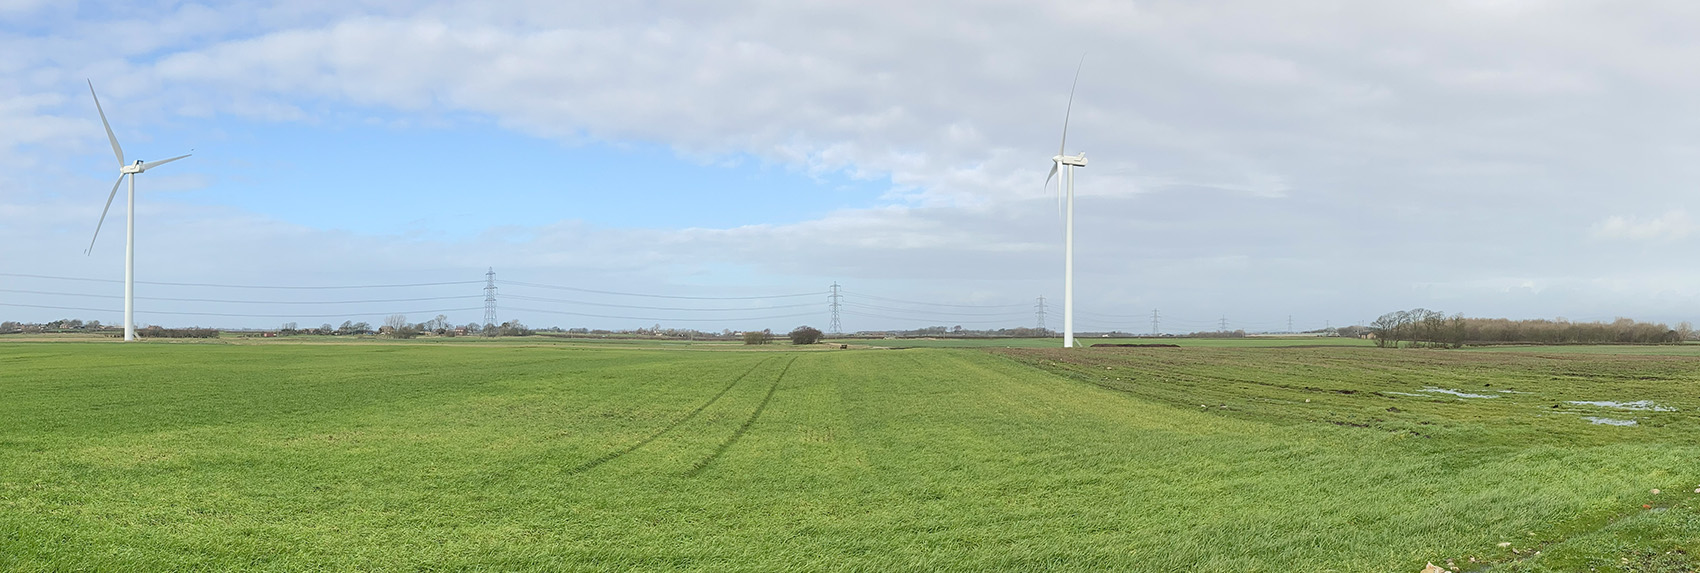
left=1043, top=59, right=1087, bottom=348
left=83, top=80, right=191, bottom=342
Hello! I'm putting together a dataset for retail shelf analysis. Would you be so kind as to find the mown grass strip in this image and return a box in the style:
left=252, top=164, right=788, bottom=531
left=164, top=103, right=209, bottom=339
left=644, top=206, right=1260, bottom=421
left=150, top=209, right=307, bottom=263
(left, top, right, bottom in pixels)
left=685, top=355, right=797, bottom=477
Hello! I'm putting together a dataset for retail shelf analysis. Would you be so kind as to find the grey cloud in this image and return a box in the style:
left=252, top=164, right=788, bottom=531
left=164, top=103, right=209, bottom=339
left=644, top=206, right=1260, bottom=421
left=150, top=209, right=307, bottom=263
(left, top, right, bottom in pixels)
left=6, top=1, right=1700, bottom=330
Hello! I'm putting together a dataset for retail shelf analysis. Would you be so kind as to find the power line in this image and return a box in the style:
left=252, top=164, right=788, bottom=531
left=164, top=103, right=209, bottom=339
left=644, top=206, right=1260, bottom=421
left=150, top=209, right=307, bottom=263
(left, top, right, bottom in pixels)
left=502, top=280, right=823, bottom=300
left=1084, top=310, right=1167, bottom=319
left=503, top=294, right=816, bottom=312
left=1075, top=311, right=1211, bottom=325
left=838, top=310, right=1028, bottom=326
left=0, top=302, right=482, bottom=319
left=504, top=306, right=818, bottom=323
left=0, top=272, right=481, bottom=290
left=0, top=288, right=480, bottom=305
left=841, top=301, right=1030, bottom=318
left=839, top=291, right=1029, bottom=308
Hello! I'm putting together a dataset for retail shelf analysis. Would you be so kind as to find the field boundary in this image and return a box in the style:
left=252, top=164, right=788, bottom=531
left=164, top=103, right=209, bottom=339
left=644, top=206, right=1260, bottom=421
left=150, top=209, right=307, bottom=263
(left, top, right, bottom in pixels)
left=685, top=355, right=797, bottom=477
left=567, top=356, right=774, bottom=475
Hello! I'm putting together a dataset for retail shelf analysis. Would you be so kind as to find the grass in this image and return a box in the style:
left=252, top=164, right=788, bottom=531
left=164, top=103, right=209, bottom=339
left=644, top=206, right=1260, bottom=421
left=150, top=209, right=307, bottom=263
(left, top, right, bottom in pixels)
left=0, top=341, right=1694, bottom=571
left=1459, top=343, right=1700, bottom=356
left=833, top=335, right=1376, bottom=349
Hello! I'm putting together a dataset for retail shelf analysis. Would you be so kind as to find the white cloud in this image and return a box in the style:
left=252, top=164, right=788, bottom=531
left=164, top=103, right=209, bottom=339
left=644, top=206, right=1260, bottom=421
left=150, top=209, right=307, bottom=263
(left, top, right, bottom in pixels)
left=9, top=1, right=1700, bottom=329
left=0, top=0, right=48, bottom=14
left=1592, top=210, right=1695, bottom=241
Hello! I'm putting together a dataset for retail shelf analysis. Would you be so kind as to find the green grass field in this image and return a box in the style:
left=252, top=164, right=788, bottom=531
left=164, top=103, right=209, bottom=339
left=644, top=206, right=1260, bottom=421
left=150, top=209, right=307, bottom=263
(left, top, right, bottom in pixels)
left=831, top=336, right=1377, bottom=349
left=2, top=341, right=1695, bottom=571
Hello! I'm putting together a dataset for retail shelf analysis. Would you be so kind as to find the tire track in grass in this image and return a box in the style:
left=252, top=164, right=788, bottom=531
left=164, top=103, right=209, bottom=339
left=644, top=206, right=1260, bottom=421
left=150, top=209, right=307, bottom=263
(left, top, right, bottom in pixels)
left=684, top=355, right=797, bottom=477
left=567, top=357, right=774, bottom=475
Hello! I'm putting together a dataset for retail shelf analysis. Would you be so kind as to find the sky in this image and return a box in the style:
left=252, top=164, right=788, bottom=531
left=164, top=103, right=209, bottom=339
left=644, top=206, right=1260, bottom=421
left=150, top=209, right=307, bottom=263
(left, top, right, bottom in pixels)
left=3, top=0, right=1700, bottom=334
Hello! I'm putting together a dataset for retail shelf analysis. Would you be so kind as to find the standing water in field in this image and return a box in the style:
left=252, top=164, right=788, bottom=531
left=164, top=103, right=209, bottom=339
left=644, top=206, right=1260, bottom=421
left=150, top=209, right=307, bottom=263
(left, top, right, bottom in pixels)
left=1383, top=391, right=1429, bottom=398
left=1566, top=400, right=1676, bottom=412
left=1582, top=417, right=1639, bottom=426
left=1419, top=387, right=1500, bottom=399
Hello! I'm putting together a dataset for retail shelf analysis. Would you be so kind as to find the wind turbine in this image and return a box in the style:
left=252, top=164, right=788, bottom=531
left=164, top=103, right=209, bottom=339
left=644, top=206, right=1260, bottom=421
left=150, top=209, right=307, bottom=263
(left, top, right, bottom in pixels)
left=83, top=80, right=191, bottom=342
left=1044, top=58, right=1087, bottom=348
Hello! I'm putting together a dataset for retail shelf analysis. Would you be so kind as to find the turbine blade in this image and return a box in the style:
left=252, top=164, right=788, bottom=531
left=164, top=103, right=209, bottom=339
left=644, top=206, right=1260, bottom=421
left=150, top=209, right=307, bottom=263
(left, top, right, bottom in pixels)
left=1058, top=54, right=1085, bottom=156
left=86, top=174, right=126, bottom=255
left=1045, top=162, right=1061, bottom=218
left=140, top=154, right=191, bottom=171
left=88, top=80, right=124, bottom=167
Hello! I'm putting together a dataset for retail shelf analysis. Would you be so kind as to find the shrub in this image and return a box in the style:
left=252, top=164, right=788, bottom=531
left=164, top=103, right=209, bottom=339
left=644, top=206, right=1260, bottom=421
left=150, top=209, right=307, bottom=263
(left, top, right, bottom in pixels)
left=742, top=329, right=773, bottom=345
left=789, top=326, right=823, bottom=345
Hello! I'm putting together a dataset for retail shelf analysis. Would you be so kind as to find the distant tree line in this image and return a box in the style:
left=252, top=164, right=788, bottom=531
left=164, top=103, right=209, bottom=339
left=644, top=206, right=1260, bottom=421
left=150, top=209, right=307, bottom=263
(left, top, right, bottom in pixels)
left=1186, top=329, right=1248, bottom=339
left=1371, top=308, right=1693, bottom=347
left=1369, top=308, right=1466, bottom=348
left=0, top=319, right=210, bottom=338
left=137, top=326, right=219, bottom=339
left=851, top=326, right=1053, bottom=338
left=1464, top=317, right=1691, bottom=345
left=1332, top=325, right=1371, bottom=338
left=743, top=329, right=773, bottom=345
left=1, top=319, right=106, bottom=334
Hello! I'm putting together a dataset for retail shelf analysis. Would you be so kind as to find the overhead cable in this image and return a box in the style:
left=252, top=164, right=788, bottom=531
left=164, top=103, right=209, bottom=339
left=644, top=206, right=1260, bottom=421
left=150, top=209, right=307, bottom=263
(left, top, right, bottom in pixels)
left=839, top=291, right=1029, bottom=308
left=0, top=288, right=480, bottom=305
left=502, top=280, right=823, bottom=300
left=0, top=302, right=483, bottom=319
left=503, top=293, right=817, bottom=312
left=839, top=310, right=1027, bottom=326
left=842, top=301, right=1031, bottom=318
left=0, top=273, right=481, bottom=290
left=504, top=306, right=818, bottom=323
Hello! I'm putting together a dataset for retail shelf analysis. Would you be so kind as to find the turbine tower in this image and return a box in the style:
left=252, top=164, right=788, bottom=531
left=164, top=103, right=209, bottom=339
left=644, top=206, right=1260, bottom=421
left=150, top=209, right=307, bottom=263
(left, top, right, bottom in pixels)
left=83, top=80, right=191, bottom=342
left=1043, top=58, right=1087, bottom=348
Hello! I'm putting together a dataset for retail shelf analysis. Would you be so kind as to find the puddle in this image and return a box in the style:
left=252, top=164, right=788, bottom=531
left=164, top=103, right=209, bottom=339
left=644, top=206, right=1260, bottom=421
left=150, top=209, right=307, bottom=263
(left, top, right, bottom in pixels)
left=1384, top=391, right=1429, bottom=398
left=1566, top=400, right=1675, bottom=412
left=1582, top=417, right=1638, bottom=426
left=1496, top=389, right=1531, bottom=394
left=1419, top=387, right=1500, bottom=399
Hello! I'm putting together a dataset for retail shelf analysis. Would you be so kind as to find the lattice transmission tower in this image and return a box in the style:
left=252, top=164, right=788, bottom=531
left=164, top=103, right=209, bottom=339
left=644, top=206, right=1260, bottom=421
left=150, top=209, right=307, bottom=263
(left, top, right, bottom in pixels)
left=1035, top=296, right=1048, bottom=333
left=828, top=282, right=842, bottom=334
left=483, top=267, right=498, bottom=333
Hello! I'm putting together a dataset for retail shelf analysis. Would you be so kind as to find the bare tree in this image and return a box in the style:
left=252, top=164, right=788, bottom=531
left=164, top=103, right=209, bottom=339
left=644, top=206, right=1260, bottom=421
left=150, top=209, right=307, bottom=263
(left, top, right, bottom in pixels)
left=384, top=314, right=417, bottom=339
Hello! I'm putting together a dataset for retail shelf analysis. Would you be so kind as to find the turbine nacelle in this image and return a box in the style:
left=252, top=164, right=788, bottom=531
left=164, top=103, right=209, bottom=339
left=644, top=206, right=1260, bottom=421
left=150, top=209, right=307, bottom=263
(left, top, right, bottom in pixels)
left=120, top=160, right=144, bottom=174
left=1054, top=153, right=1087, bottom=167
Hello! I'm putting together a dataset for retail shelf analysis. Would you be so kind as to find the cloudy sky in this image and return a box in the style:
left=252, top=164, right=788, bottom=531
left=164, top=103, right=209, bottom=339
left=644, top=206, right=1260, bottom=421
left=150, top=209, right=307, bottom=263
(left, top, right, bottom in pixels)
left=3, top=0, right=1699, bottom=333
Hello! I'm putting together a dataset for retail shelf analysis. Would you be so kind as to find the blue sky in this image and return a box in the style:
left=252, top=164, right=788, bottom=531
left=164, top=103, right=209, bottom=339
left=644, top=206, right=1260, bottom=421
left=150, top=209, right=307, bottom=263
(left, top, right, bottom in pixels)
left=143, top=119, right=893, bottom=235
left=4, top=1, right=1700, bottom=333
